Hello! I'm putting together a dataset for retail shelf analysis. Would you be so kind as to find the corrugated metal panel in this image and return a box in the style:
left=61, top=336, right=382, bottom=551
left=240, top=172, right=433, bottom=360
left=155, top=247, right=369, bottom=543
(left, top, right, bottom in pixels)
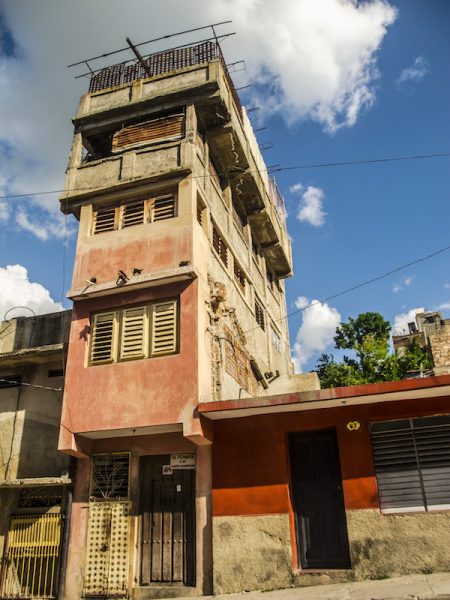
left=1, top=514, right=62, bottom=599
left=83, top=502, right=130, bottom=597
left=151, top=301, right=177, bottom=356
left=371, top=416, right=450, bottom=513
left=112, top=114, right=184, bottom=151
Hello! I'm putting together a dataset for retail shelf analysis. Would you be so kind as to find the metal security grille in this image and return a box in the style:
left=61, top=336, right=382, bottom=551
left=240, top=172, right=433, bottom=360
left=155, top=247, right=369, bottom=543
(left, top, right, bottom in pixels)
left=371, top=415, right=450, bottom=513
left=90, top=454, right=130, bottom=501
left=1, top=514, right=62, bottom=599
left=83, top=503, right=130, bottom=597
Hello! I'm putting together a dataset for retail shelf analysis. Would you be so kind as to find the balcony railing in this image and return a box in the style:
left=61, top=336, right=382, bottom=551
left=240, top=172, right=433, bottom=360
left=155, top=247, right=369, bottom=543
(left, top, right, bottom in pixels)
left=268, top=177, right=286, bottom=225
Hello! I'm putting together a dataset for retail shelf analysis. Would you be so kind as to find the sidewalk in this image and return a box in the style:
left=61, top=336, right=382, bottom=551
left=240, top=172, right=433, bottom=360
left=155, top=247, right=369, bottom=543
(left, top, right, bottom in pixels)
left=187, top=573, right=450, bottom=600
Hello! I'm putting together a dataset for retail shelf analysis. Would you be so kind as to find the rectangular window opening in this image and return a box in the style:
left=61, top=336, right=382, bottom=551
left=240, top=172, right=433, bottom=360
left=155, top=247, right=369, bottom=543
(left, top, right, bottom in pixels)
left=371, top=415, right=450, bottom=514
left=212, top=224, right=228, bottom=268
left=90, top=453, right=130, bottom=501
left=255, top=299, right=265, bottom=331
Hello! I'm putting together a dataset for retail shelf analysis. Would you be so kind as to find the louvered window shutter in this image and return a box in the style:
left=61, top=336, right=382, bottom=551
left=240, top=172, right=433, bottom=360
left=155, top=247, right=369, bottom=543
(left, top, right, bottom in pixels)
left=150, top=300, right=178, bottom=356
left=120, top=307, right=147, bottom=360
left=91, top=313, right=117, bottom=364
left=152, top=195, right=176, bottom=221
left=371, top=416, right=450, bottom=513
left=93, top=206, right=117, bottom=234
left=121, top=200, right=145, bottom=228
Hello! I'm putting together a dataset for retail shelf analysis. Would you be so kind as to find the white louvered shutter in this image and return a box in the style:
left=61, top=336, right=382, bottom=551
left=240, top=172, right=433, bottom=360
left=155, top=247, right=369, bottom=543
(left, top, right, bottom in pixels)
left=91, top=313, right=117, bottom=364
left=151, top=300, right=178, bottom=356
left=121, top=200, right=145, bottom=228
left=94, top=206, right=117, bottom=234
left=120, top=306, right=147, bottom=360
left=152, top=195, right=176, bottom=221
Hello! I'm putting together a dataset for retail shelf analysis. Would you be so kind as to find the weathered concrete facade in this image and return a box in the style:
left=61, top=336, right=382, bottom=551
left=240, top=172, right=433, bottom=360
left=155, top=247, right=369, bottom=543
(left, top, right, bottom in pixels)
left=393, top=309, right=450, bottom=375
left=0, top=311, right=72, bottom=599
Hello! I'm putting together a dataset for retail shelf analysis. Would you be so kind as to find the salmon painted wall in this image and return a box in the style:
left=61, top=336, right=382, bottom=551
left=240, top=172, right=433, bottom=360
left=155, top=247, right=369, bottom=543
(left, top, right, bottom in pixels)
left=71, top=181, right=193, bottom=291
left=211, top=396, right=450, bottom=516
left=59, top=280, right=198, bottom=447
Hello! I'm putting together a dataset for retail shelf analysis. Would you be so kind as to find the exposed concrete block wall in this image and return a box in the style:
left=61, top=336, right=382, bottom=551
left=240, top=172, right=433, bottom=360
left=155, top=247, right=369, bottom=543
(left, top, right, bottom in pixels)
left=429, top=320, right=450, bottom=374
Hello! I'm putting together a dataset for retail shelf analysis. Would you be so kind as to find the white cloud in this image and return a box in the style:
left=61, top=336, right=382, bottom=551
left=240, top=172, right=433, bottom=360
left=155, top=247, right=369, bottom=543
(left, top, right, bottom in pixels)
left=293, top=185, right=326, bottom=226
left=0, top=0, right=396, bottom=225
left=392, top=307, right=425, bottom=336
left=15, top=208, right=72, bottom=242
left=396, top=56, right=429, bottom=86
left=292, top=296, right=341, bottom=372
left=444, top=283, right=450, bottom=290
left=392, top=275, right=414, bottom=293
left=438, top=301, right=450, bottom=311
left=0, top=264, right=63, bottom=320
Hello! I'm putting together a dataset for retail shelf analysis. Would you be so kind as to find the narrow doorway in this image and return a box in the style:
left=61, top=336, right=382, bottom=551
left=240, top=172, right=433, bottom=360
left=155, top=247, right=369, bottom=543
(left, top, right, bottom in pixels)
left=289, top=430, right=351, bottom=569
left=140, top=455, right=195, bottom=586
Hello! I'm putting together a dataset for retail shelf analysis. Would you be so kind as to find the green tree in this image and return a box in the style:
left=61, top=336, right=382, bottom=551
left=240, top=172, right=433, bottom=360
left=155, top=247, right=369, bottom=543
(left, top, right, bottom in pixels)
left=316, top=312, right=431, bottom=389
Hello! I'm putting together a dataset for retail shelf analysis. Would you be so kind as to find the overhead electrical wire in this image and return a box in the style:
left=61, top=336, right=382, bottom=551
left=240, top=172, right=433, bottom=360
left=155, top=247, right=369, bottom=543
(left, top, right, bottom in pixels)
left=0, top=151, right=449, bottom=201
left=238, top=242, right=450, bottom=338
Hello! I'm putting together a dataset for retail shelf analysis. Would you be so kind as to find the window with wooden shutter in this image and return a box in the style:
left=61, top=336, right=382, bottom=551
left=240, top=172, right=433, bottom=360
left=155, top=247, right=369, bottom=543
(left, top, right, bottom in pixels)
left=152, top=195, right=176, bottom=221
left=112, top=113, right=185, bottom=151
left=90, top=299, right=179, bottom=366
left=151, top=300, right=178, bottom=356
left=212, top=225, right=228, bottom=268
left=233, top=259, right=246, bottom=291
left=90, top=312, right=117, bottom=364
left=121, top=199, right=145, bottom=228
left=93, top=206, right=117, bottom=234
left=371, top=415, right=450, bottom=514
left=255, top=299, right=265, bottom=331
left=119, top=306, right=147, bottom=360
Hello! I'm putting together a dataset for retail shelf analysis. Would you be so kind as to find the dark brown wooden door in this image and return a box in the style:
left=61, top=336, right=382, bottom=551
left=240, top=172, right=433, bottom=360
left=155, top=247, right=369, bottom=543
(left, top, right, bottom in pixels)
left=140, top=456, right=195, bottom=586
left=289, top=430, right=351, bottom=569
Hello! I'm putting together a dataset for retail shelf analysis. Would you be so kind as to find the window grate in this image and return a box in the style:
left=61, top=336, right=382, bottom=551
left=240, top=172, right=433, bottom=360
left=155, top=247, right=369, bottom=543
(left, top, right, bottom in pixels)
left=90, top=453, right=130, bottom=501
left=371, top=416, right=450, bottom=513
left=255, top=299, right=265, bottom=331
left=212, top=225, right=228, bottom=267
left=233, top=260, right=246, bottom=291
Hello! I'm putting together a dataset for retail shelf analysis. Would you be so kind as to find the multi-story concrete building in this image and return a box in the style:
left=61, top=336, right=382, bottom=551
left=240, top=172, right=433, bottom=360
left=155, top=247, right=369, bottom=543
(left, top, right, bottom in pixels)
left=393, top=309, right=450, bottom=376
left=58, top=40, right=317, bottom=599
left=0, top=311, right=72, bottom=600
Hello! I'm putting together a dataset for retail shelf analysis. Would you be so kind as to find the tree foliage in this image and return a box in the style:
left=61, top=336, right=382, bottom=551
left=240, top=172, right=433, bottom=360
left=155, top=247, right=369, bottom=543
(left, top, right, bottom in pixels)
left=316, top=312, right=431, bottom=389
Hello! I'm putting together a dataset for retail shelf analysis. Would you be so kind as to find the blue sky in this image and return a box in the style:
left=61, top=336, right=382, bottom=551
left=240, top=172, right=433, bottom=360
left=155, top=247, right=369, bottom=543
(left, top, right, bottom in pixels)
left=0, top=0, right=448, bottom=371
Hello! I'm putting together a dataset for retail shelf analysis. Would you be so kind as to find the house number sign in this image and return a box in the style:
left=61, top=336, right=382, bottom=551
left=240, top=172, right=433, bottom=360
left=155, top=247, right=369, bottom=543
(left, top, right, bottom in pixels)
left=346, top=420, right=361, bottom=431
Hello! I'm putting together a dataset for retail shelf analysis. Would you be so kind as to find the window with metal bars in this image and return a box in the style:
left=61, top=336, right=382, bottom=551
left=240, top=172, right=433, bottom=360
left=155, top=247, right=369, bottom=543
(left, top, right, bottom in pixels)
left=89, top=299, right=178, bottom=365
left=371, top=415, right=450, bottom=514
left=90, top=453, right=130, bottom=501
left=255, top=299, right=265, bottom=331
left=212, top=224, right=228, bottom=268
left=92, top=194, right=177, bottom=234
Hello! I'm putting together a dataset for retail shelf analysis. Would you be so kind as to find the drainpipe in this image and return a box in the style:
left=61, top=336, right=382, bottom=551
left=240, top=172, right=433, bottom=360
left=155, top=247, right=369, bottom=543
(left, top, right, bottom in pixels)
left=57, top=487, right=73, bottom=600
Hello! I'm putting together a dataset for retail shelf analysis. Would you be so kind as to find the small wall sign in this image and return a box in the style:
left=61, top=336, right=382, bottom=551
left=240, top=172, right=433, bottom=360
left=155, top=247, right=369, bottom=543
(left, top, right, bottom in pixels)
left=170, top=453, right=195, bottom=469
left=162, top=465, right=174, bottom=475
left=346, top=420, right=361, bottom=431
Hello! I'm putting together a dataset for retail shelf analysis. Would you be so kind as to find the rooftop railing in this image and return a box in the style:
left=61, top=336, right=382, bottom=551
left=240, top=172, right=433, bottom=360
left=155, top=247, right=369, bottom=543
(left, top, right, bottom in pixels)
left=88, top=40, right=242, bottom=119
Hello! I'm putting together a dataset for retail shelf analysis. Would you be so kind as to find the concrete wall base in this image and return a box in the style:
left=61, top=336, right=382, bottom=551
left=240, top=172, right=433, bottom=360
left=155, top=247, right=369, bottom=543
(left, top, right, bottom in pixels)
left=213, top=514, right=293, bottom=594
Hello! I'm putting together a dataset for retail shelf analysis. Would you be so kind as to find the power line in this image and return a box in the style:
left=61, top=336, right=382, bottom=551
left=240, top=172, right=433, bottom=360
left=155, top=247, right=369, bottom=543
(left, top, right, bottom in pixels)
left=239, top=242, right=450, bottom=338
left=0, top=151, right=449, bottom=201
left=0, top=378, right=62, bottom=392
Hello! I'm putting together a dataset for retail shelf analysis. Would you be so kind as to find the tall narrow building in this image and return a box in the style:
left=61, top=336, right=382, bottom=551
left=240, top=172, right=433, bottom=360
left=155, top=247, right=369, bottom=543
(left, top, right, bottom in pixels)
left=58, top=39, right=314, bottom=598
